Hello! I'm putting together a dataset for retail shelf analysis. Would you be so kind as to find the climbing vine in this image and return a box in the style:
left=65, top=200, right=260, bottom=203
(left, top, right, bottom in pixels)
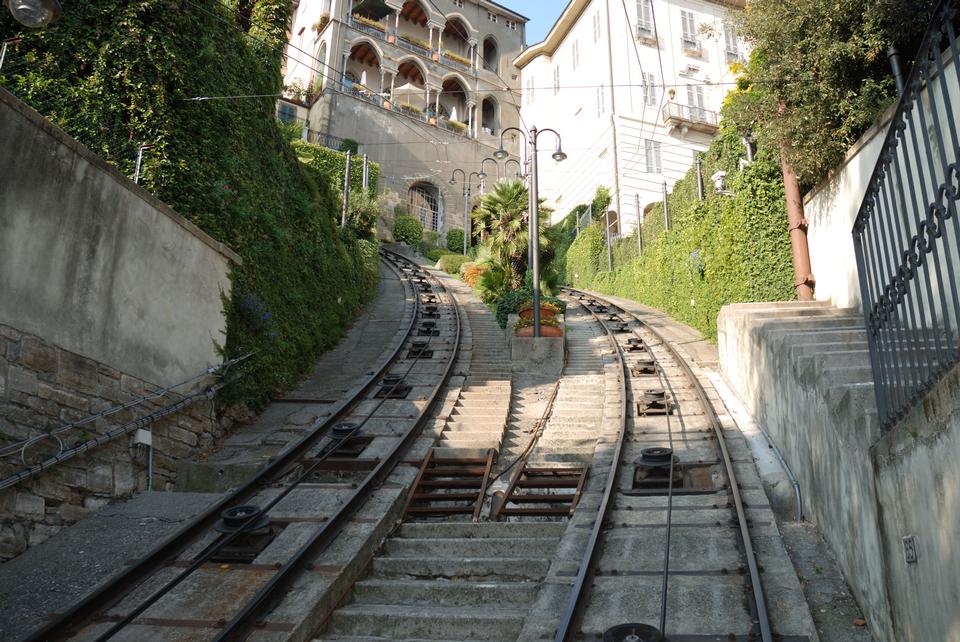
left=564, top=123, right=794, bottom=339
left=0, top=0, right=380, bottom=406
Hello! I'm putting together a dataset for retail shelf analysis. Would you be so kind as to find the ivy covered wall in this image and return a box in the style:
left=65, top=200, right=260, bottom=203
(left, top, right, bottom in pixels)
left=565, top=124, right=795, bottom=339
left=0, top=0, right=380, bottom=406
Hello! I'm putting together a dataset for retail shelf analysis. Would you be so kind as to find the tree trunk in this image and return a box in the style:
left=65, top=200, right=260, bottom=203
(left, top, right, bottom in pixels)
left=779, top=143, right=815, bottom=301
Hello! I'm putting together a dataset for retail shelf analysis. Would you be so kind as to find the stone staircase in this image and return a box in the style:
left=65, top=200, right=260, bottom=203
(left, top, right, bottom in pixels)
left=316, top=522, right=565, bottom=642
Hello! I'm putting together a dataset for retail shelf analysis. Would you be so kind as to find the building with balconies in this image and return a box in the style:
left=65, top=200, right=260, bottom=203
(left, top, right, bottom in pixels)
left=280, top=0, right=527, bottom=236
left=514, top=0, right=746, bottom=232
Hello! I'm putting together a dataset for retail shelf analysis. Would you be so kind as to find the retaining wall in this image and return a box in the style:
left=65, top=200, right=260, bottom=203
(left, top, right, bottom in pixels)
left=718, top=303, right=960, bottom=642
left=0, top=89, right=238, bottom=560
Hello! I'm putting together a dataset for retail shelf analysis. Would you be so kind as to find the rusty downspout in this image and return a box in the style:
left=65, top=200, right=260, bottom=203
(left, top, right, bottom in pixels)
left=780, top=143, right=815, bottom=301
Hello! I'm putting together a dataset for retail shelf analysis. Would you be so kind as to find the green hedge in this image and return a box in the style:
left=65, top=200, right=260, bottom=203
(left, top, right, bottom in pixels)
left=565, top=124, right=794, bottom=339
left=292, top=141, right=379, bottom=200
left=0, top=0, right=379, bottom=407
left=393, top=215, right=423, bottom=245
left=437, top=254, right=471, bottom=275
left=426, top=248, right=457, bottom=263
left=446, top=228, right=465, bottom=253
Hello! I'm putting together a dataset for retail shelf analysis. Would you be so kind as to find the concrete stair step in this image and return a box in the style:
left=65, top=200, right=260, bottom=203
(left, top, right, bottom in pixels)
left=397, top=521, right=567, bottom=539
left=351, top=578, right=539, bottom=607
left=444, top=420, right=506, bottom=432
left=370, top=556, right=550, bottom=580
left=383, top=536, right=559, bottom=558
left=431, top=446, right=499, bottom=461
left=328, top=603, right=526, bottom=641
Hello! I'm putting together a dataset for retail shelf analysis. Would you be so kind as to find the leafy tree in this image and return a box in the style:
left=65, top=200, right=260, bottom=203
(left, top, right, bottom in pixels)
left=393, top=215, right=423, bottom=245
left=473, top=179, right=552, bottom=289
left=727, top=0, right=935, bottom=186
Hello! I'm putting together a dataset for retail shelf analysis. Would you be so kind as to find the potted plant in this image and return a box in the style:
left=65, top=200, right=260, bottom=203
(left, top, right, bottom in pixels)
left=518, top=299, right=561, bottom=320
left=514, top=316, right=563, bottom=338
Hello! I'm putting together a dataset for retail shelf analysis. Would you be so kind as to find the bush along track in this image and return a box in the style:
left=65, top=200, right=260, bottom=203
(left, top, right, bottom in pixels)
left=0, top=0, right=379, bottom=407
left=564, top=123, right=795, bottom=339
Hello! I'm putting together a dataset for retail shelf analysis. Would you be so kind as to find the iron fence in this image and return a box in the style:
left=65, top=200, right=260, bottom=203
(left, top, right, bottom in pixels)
left=853, top=0, right=960, bottom=430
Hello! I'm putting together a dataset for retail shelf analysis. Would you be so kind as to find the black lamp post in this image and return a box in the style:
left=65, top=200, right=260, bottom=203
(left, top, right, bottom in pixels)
left=494, top=126, right=567, bottom=337
left=450, top=169, right=481, bottom=255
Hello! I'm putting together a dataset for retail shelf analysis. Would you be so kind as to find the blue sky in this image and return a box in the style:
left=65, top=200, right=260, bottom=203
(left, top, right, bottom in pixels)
left=506, top=1, right=567, bottom=44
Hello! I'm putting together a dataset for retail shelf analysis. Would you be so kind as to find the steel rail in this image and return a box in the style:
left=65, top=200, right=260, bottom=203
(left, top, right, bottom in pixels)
left=28, top=251, right=423, bottom=641
left=553, top=294, right=629, bottom=642
left=562, top=288, right=774, bottom=642
left=213, top=251, right=463, bottom=641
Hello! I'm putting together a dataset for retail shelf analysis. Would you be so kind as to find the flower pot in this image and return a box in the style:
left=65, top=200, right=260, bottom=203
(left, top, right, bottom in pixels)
left=432, top=51, right=440, bottom=62
left=428, top=116, right=437, bottom=126
left=516, top=325, right=563, bottom=338
left=519, top=307, right=557, bottom=320
left=383, top=99, right=392, bottom=110
left=387, top=34, right=397, bottom=44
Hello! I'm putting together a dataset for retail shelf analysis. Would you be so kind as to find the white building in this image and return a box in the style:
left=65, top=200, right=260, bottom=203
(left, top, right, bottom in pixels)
left=280, top=0, right=528, bottom=235
left=515, top=0, right=747, bottom=231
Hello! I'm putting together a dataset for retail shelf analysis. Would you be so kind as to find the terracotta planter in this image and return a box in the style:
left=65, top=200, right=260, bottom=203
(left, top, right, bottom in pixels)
left=428, top=116, right=437, bottom=126
left=383, top=99, right=392, bottom=110
left=516, top=325, right=563, bottom=338
left=519, top=307, right=557, bottom=320
left=387, top=34, right=397, bottom=44
left=432, top=51, right=440, bottom=62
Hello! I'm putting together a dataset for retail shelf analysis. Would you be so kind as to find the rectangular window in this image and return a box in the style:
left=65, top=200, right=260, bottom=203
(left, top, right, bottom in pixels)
left=505, top=19, right=518, bottom=30
left=686, top=84, right=706, bottom=122
left=487, top=11, right=498, bottom=23
left=724, top=24, right=740, bottom=61
left=643, top=72, right=657, bottom=107
left=680, top=10, right=699, bottom=51
left=644, top=139, right=662, bottom=174
left=553, top=66, right=560, bottom=94
left=453, top=0, right=463, bottom=6
left=636, top=0, right=652, bottom=33
left=572, top=40, right=579, bottom=70
left=278, top=102, right=298, bottom=123
left=526, top=77, right=535, bottom=103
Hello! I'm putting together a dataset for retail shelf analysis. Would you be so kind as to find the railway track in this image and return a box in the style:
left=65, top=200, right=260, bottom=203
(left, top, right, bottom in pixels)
left=552, top=288, right=813, bottom=642
left=27, top=249, right=463, bottom=642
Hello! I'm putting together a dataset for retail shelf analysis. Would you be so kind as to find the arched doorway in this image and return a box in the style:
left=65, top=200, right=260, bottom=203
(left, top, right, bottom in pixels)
left=482, top=37, right=498, bottom=73
left=481, top=97, right=498, bottom=134
left=409, top=182, right=442, bottom=231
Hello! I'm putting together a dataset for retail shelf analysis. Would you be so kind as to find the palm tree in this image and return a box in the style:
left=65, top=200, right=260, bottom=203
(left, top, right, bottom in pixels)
left=473, top=179, right=551, bottom=289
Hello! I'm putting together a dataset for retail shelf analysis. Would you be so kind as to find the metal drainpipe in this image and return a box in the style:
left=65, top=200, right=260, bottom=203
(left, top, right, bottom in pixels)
left=695, top=154, right=704, bottom=201
left=662, top=182, right=670, bottom=231
left=888, top=46, right=905, bottom=95
left=605, top=209, right=613, bottom=271
left=604, top=0, right=623, bottom=217
left=780, top=143, right=815, bottom=300
left=635, top=193, right=643, bottom=256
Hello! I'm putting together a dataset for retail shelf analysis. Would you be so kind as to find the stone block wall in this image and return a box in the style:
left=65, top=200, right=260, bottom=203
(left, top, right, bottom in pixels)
left=0, top=324, right=226, bottom=560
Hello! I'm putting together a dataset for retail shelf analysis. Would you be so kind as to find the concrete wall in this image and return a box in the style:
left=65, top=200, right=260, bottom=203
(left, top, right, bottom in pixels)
left=0, top=88, right=237, bottom=389
left=0, top=89, right=238, bottom=560
left=718, top=302, right=960, bottom=642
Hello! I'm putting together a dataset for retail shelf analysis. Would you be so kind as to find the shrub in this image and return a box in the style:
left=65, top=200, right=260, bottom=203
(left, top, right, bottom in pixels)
left=446, top=229, right=466, bottom=253
left=338, top=138, right=359, bottom=154
left=394, top=215, right=424, bottom=245
left=437, top=254, right=471, bottom=275
left=461, top=262, right=488, bottom=288
left=476, top=262, right=512, bottom=305
left=426, top=248, right=455, bottom=263
left=494, top=289, right=567, bottom=329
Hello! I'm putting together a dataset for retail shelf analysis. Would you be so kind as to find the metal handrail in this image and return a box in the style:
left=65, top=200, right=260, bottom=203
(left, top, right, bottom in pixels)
left=852, top=0, right=960, bottom=431
left=661, top=101, right=718, bottom=127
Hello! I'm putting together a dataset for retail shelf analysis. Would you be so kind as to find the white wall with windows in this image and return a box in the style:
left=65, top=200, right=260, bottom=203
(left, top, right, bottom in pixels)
left=516, top=0, right=746, bottom=232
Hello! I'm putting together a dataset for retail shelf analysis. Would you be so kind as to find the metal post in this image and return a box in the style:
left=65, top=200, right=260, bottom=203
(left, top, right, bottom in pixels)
left=0, top=40, right=9, bottom=71
left=527, top=154, right=534, bottom=271
left=462, top=185, right=469, bottom=255
left=662, top=181, right=670, bottom=231
left=362, top=154, right=369, bottom=191
left=635, top=193, right=643, bottom=256
left=133, top=145, right=153, bottom=185
left=888, top=46, right=905, bottom=95
left=529, top=128, right=541, bottom=338
left=605, top=209, right=613, bottom=271
left=695, top=155, right=704, bottom=201
left=341, top=151, right=352, bottom=227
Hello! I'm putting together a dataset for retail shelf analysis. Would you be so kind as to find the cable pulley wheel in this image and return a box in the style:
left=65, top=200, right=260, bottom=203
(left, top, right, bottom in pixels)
left=603, top=623, right=663, bottom=642
left=215, top=505, right=270, bottom=534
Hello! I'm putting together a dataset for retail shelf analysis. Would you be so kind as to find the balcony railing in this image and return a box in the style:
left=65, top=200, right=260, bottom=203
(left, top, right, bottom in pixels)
left=349, top=16, right=386, bottom=39
left=396, top=35, right=430, bottom=57
left=331, top=82, right=474, bottom=139
left=441, top=51, right=472, bottom=73
left=661, top=102, right=718, bottom=133
left=852, top=0, right=960, bottom=431
left=681, top=37, right=702, bottom=56
left=636, top=22, right=656, bottom=43
left=725, top=48, right=743, bottom=63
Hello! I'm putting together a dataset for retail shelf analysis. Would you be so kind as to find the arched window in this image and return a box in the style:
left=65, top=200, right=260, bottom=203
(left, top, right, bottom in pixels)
left=409, top=182, right=441, bottom=231
left=481, top=97, right=498, bottom=134
left=314, top=42, right=327, bottom=90
left=482, top=37, right=499, bottom=73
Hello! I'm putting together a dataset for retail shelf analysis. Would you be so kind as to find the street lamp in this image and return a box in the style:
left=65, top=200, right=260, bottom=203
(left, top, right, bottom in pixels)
left=450, top=169, right=481, bottom=255
left=478, top=157, right=500, bottom=194
left=504, top=159, right=524, bottom=179
left=495, top=126, right=567, bottom=337
left=5, top=0, right=61, bottom=27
